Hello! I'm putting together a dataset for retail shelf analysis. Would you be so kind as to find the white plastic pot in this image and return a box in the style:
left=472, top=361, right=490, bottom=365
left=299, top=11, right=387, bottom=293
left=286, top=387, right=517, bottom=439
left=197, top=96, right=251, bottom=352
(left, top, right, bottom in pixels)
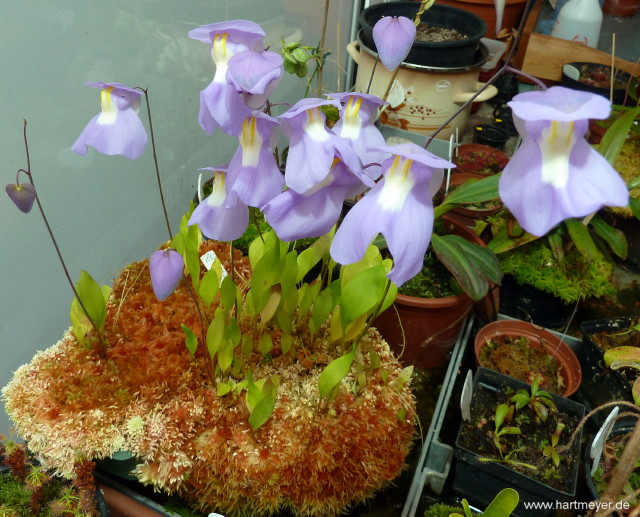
left=347, top=39, right=498, bottom=139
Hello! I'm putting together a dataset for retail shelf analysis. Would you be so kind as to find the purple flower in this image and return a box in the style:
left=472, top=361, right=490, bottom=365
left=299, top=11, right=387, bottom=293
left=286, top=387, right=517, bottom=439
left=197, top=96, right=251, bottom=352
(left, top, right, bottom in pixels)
left=6, top=183, right=36, bottom=213
left=227, top=50, right=283, bottom=110
left=71, top=82, right=148, bottom=159
left=188, top=168, right=249, bottom=241
left=265, top=159, right=366, bottom=241
left=279, top=98, right=373, bottom=194
left=499, top=86, right=629, bottom=237
left=330, top=143, right=452, bottom=286
left=329, top=92, right=387, bottom=180
left=188, top=20, right=265, bottom=136
left=149, top=249, right=184, bottom=301
left=227, top=112, right=284, bottom=208
left=372, top=16, right=416, bottom=71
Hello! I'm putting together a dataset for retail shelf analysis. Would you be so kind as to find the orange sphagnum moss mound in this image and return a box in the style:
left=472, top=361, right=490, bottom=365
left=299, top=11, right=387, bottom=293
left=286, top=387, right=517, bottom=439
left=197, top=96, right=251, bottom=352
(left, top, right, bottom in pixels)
left=3, top=242, right=416, bottom=517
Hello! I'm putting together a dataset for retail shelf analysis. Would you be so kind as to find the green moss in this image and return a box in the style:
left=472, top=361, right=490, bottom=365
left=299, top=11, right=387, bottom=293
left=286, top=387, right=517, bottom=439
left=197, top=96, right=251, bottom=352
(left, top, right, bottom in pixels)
left=603, top=138, right=640, bottom=218
left=424, top=502, right=466, bottom=517
left=399, top=251, right=463, bottom=298
left=499, top=239, right=616, bottom=303
left=0, top=472, right=72, bottom=516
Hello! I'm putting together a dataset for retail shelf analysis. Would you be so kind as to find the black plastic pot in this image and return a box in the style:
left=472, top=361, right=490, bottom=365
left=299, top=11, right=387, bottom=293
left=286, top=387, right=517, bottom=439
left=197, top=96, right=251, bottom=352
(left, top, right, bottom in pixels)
left=561, top=62, right=637, bottom=107
left=473, top=124, right=508, bottom=149
left=577, top=317, right=636, bottom=425
left=453, top=368, right=585, bottom=516
left=358, top=2, right=486, bottom=68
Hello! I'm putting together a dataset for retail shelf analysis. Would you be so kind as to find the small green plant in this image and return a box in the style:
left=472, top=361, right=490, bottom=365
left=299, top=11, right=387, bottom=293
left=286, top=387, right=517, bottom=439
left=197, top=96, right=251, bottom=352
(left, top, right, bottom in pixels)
left=510, top=379, right=555, bottom=421
left=492, top=403, right=521, bottom=453
left=541, top=421, right=566, bottom=467
left=448, top=488, right=519, bottom=517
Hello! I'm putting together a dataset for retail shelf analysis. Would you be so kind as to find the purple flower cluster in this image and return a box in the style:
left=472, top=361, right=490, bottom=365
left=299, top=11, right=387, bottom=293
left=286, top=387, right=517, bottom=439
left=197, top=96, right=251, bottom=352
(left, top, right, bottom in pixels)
left=52, top=18, right=629, bottom=301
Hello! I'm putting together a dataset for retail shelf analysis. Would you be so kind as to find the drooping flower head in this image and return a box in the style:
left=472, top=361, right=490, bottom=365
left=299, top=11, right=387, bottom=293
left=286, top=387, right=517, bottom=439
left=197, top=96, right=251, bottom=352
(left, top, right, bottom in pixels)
left=227, top=50, right=283, bottom=110
left=331, top=142, right=452, bottom=286
left=265, top=150, right=370, bottom=242
left=499, top=86, right=629, bottom=237
left=372, top=15, right=416, bottom=71
left=6, top=182, right=36, bottom=213
left=71, top=82, right=148, bottom=159
left=149, top=249, right=184, bottom=301
left=227, top=112, right=284, bottom=209
left=188, top=20, right=265, bottom=135
left=329, top=92, right=388, bottom=180
left=188, top=167, right=249, bottom=241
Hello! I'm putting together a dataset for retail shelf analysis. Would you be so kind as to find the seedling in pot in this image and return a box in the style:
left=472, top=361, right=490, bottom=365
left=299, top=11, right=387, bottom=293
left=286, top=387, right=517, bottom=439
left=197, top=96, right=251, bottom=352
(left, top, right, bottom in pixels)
left=542, top=421, right=566, bottom=467
left=493, top=403, right=521, bottom=453
left=510, top=379, right=555, bottom=421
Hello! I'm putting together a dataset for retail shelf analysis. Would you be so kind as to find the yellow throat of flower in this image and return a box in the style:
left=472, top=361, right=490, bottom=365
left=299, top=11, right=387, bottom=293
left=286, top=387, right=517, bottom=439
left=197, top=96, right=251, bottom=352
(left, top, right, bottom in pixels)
left=97, top=86, right=117, bottom=125
left=378, top=156, right=414, bottom=211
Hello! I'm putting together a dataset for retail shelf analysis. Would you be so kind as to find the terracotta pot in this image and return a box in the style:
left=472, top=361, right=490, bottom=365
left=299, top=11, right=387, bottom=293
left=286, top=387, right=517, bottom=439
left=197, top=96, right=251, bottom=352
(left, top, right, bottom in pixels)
left=453, top=143, right=510, bottom=176
left=373, top=216, right=486, bottom=369
left=474, top=319, right=583, bottom=397
left=415, top=0, right=528, bottom=39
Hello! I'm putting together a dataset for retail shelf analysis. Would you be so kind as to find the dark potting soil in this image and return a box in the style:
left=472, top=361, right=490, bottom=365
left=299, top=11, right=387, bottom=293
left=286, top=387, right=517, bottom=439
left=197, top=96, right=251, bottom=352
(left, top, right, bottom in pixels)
left=458, top=384, right=580, bottom=493
left=591, top=318, right=640, bottom=352
left=415, top=24, right=468, bottom=43
left=478, top=336, right=565, bottom=394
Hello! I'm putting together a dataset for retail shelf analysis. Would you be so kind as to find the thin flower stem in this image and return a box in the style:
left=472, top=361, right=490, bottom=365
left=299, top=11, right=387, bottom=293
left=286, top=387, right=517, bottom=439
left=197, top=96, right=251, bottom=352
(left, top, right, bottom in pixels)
left=20, top=120, right=107, bottom=359
left=181, top=275, right=215, bottom=385
left=382, top=68, right=400, bottom=102
left=366, top=57, right=380, bottom=95
left=505, top=65, right=548, bottom=90
left=136, top=86, right=173, bottom=241
left=316, top=0, right=331, bottom=97
left=423, top=0, right=537, bottom=149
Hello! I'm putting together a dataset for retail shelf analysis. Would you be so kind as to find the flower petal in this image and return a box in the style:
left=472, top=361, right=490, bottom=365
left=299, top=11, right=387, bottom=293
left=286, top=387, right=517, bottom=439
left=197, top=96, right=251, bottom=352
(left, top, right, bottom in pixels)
left=149, top=249, right=184, bottom=301
left=5, top=183, right=36, bottom=214
left=372, top=16, right=416, bottom=71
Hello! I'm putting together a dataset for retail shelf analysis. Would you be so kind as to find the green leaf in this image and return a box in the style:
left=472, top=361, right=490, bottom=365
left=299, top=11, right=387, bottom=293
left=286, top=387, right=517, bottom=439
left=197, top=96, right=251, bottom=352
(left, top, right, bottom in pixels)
left=629, top=197, right=640, bottom=221
left=393, top=365, right=413, bottom=390
left=431, top=234, right=501, bottom=300
left=483, top=488, right=519, bottom=517
left=206, top=309, right=225, bottom=359
left=217, top=382, right=233, bottom=397
left=599, top=106, right=640, bottom=164
left=258, top=333, right=273, bottom=356
left=218, top=339, right=234, bottom=373
left=245, top=369, right=262, bottom=413
left=633, top=377, right=640, bottom=406
left=311, top=280, right=341, bottom=333
left=547, top=231, right=564, bottom=263
left=220, top=275, right=237, bottom=313
left=604, top=346, right=640, bottom=370
left=185, top=224, right=201, bottom=291
left=590, top=216, right=627, bottom=259
left=181, top=324, right=198, bottom=357
left=281, top=333, right=293, bottom=355
left=199, top=269, right=220, bottom=306
left=296, top=235, right=330, bottom=282
left=435, top=173, right=501, bottom=218
left=249, top=394, right=276, bottom=430
left=494, top=403, right=510, bottom=431
left=340, top=265, right=388, bottom=329
left=340, top=244, right=382, bottom=288
left=75, top=270, right=107, bottom=327
left=318, top=348, right=355, bottom=400
left=564, top=218, right=602, bottom=260
left=251, top=237, right=283, bottom=314
left=487, top=223, right=539, bottom=254
left=510, top=390, right=530, bottom=410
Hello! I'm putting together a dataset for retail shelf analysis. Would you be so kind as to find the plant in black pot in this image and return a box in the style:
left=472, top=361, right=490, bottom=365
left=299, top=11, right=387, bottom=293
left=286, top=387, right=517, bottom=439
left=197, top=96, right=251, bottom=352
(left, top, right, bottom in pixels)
left=453, top=368, right=585, bottom=515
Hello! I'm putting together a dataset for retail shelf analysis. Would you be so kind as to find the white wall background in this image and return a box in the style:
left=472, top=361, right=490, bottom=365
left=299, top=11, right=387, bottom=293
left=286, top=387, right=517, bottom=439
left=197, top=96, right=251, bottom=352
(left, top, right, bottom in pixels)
left=0, top=0, right=357, bottom=436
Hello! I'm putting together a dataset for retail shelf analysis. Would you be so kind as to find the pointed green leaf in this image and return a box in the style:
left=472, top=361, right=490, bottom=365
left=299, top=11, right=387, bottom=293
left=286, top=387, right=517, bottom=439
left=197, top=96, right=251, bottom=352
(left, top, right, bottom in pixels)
left=590, top=216, right=628, bottom=259
left=199, top=269, right=220, bottom=306
left=435, top=173, right=501, bottom=218
left=220, top=275, right=237, bottom=313
left=224, top=317, right=241, bottom=347
left=281, top=333, right=293, bottom=355
left=564, top=218, right=602, bottom=260
left=633, top=377, right=640, bottom=406
left=218, top=340, right=234, bottom=373
left=494, top=403, right=510, bottom=431
left=311, top=279, right=341, bottom=333
left=393, top=365, right=413, bottom=389
left=181, top=324, right=198, bottom=357
left=246, top=369, right=262, bottom=413
left=206, top=309, right=225, bottom=359
left=340, top=245, right=383, bottom=288
left=76, top=270, right=107, bottom=327
left=296, top=235, right=330, bottom=282
left=217, top=382, right=233, bottom=397
left=185, top=224, right=201, bottom=290
left=318, top=348, right=355, bottom=400
left=599, top=106, right=640, bottom=164
left=432, top=234, right=501, bottom=300
left=249, top=394, right=276, bottom=430
left=258, top=333, right=273, bottom=356
left=547, top=231, right=564, bottom=263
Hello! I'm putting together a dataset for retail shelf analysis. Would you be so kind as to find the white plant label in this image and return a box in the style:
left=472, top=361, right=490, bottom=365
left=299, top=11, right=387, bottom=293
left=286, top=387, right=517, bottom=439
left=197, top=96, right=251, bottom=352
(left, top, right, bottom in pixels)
left=201, top=250, right=228, bottom=281
left=590, top=406, right=619, bottom=475
left=460, top=370, right=473, bottom=422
